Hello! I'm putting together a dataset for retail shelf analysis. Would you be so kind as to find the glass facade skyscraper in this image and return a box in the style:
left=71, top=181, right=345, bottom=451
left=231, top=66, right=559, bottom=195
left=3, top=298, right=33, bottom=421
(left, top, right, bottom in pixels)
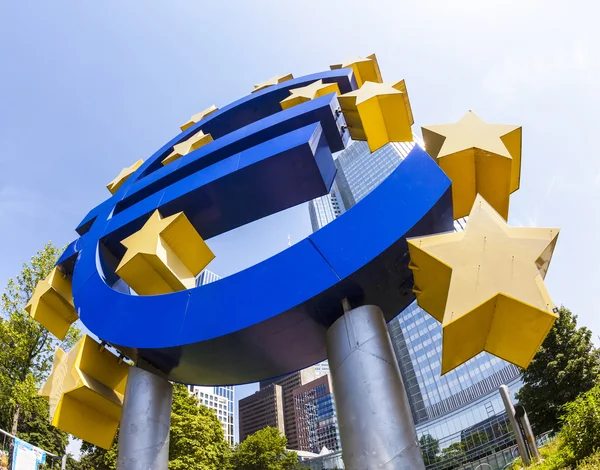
left=308, top=181, right=345, bottom=233
left=293, top=375, right=341, bottom=454
left=333, top=140, right=418, bottom=209
left=308, top=140, right=522, bottom=451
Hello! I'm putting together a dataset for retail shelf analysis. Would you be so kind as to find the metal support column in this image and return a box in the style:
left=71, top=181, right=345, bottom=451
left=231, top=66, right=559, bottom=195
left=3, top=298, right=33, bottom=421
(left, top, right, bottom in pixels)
left=499, top=384, right=531, bottom=467
left=515, top=405, right=541, bottom=461
left=117, top=366, right=173, bottom=470
left=326, top=304, right=426, bottom=470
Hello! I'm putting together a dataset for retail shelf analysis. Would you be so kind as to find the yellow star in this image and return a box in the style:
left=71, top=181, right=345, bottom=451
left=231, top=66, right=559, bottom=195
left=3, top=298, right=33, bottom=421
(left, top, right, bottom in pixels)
left=116, top=210, right=215, bottom=295
left=180, top=105, right=219, bottom=131
left=251, top=73, right=294, bottom=93
left=162, top=131, right=213, bottom=166
left=338, top=80, right=414, bottom=152
left=330, top=54, right=383, bottom=87
left=106, top=159, right=144, bottom=195
left=422, top=111, right=522, bottom=220
left=408, top=195, right=560, bottom=374
left=25, top=267, right=78, bottom=341
left=39, top=335, right=129, bottom=449
left=280, top=80, right=340, bottom=110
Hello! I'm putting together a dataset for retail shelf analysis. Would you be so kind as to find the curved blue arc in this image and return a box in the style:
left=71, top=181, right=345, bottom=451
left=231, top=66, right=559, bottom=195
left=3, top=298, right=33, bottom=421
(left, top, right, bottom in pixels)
left=75, top=69, right=356, bottom=236
left=63, top=68, right=454, bottom=384
left=73, top=146, right=453, bottom=384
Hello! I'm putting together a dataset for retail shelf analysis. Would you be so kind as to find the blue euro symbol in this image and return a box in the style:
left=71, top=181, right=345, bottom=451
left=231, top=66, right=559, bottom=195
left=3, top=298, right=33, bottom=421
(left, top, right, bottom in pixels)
left=58, top=69, right=453, bottom=384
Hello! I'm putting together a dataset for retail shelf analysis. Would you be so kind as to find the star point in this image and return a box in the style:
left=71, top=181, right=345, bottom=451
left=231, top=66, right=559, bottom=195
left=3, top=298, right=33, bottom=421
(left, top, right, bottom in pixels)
left=180, top=105, right=219, bottom=131
left=252, top=74, right=294, bottom=93
left=338, top=80, right=413, bottom=152
left=408, top=195, right=559, bottom=374
left=39, top=335, right=129, bottom=449
left=280, top=80, right=340, bottom=110
left=25, top=267, right=78, bottom=340
left=162, top=131, right=213, bottom=166
left=116, top=210, right=215, bottom=295
left=330, top=53, right=382, bottom=87
left=421, top=111, right=522, bottom=219
left=106, top=159, right=144, bottom=195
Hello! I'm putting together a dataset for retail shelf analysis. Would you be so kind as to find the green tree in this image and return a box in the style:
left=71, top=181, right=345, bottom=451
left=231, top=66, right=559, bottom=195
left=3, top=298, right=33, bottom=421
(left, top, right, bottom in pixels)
left=419, top=433, right=440, bottom=464
left=169, top=383, right=230, bottom=470
left=463, top=430, right=494, bottom=459
left=17, top=395, right=69, bottom=455
left=438, top=442, right=466, bottom=470
left=230, top=427, right=298, bottom=470
left=560, top=382, right=600, bottom=463
left=516, top=306, right=600, bottom=433
left=74, top=384, right=230, bottom=470
left=76, top=438, right=118, bottom=470
left=0, top=242, right=80, bottom=451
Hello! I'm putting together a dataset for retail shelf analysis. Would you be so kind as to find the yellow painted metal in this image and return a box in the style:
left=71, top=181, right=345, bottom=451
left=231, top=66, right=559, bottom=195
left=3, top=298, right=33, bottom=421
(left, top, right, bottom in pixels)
left=116, top=210, right=215, bottom=295
left=162, top=131, right=213, bottom=166
left=39, top=335, right=130, bottom=449
left=180, top=105, right=219, bottom=131
left=252, top=73, right=294, bottom=93
left=338, top=80, right=413, bottom=152
left=421, top=111, right=522, bottom=220
left=106, top=159, right=144, bottom=195
left=25, top=267, right=78, bottom=341
left=408, top=195, right=559, bottom=374
left=330, top=54, right=383, bottom=88
left=280, top=80, right=340, bottom=110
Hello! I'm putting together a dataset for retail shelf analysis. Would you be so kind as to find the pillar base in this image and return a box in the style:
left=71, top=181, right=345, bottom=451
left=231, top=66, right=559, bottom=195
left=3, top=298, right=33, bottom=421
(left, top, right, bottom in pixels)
left=327, top=305, right=425, bottom=470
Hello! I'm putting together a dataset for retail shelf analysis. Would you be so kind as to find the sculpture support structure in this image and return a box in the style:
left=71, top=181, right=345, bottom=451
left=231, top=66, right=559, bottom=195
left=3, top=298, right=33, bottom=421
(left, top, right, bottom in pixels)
left=326, top=304, right=426, bottom=469
left=117, top=366, right=173, bottom=470
left=500, top=384, right=531, bottom=467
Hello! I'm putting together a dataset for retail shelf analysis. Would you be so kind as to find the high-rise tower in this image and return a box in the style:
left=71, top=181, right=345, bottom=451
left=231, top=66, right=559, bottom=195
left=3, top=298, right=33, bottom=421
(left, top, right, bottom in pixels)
left=258, top=368, right=317, bottom=450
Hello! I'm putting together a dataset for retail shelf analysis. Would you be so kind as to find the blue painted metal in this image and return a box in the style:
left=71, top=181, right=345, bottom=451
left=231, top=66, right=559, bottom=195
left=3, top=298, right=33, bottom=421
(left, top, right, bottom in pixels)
left=60, top=69, right=454, bottom=385
left=75, top=68, right=355, bottom=236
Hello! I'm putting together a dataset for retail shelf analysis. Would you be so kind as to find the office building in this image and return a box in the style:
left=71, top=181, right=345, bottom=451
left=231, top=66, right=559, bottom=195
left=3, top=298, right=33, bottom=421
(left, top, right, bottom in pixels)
left=293, top=375, right=341, bottom=454
left=313, top=361, right=329, bottom=378
left=308, top=140, right=523, bottom=464
left=259, top=367, right=317, bottom=450
left=188, top=385, right=235, bottom=446
left=197, top=269, right=221, bottom=286
left=308, top=181, right=345, bottom=233
left=187, top=270, right=235, bottom=446
left=238, top=384, right=285, bottom=442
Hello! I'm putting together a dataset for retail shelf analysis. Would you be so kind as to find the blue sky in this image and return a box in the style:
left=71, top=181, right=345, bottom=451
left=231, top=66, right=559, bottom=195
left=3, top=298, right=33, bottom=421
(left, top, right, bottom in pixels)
left=1, top=0, right=599, bottom=448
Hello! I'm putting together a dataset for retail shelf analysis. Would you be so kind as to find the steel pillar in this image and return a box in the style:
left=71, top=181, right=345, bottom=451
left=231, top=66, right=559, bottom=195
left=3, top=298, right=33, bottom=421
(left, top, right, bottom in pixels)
left=499, top=384, right=531, bottom=466
left=515, top=405, right=541, bottom=461
left=117, top=366, right=173, bottom=470
left=326, top=304, right=426, bottom=470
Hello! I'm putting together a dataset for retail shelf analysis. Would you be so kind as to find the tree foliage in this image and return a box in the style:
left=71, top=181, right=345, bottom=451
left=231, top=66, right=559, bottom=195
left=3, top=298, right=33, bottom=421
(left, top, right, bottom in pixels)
left=438, top=442, right=466, bottom=469
left=0, top=241, right=80, bottom=454
left=560, top=382, right=600, bottom=463
left=17, top=395, right=69, bottom=456
left=169, top=383, right=230, bottom=470
left=508, top=384, right=600, bottom=469
left=71, top=384, right=230, bottom=469
left=75, top=438, right=118, bottom=470
left=419, top=433, right=440, bottom=464
left=230, top=427, right=298, bottom=470
left=516, top=306, right=600, bottom=433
